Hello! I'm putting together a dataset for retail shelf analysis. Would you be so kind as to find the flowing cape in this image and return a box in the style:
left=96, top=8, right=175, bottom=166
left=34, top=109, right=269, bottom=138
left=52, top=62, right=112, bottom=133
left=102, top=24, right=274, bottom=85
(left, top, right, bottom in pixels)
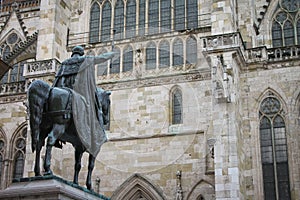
left=72, top=56, right=107, bottom=157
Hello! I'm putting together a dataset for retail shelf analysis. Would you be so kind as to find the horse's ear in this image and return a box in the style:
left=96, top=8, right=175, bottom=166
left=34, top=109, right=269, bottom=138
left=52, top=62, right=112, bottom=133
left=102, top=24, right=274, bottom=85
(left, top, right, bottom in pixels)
left=106, top=91, right=111, bottom=96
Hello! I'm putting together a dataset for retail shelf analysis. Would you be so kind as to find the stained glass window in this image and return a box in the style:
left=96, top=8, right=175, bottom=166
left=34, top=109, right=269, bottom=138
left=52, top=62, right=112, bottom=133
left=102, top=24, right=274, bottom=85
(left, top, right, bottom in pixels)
left=123, top=46, right=133, bottom=72
left=187, top=0, right=198, bottom=29
left=101, top=1, right=112, bottom=42
left=159, top=41, right=170, bottom=68
left=12, top=128, right=27, bottom=179
left=146, top=42, right=156, bottom=70
left=148, top=0, right=159, bottom=34
left=138, top=0, right=146, bottom=36
left=259, top=96, right=291, bottom=200
left=126, top=0, right=136, bottom=38
left=160, top=0, right=171, bottom=33
left=186, top=36, right=197, bottom=64
left=172, top=88, right=182, bottom=124
left=173, top=39, right=183, bottom=66
left=114, top=0, right=124, bottom=40
left=271, top=1, right=300, bottom=47
left=111, top=47, right=120, bottom=74
left=174, top=0, right=185, bottom=31
left=97, top=49, right=108, bottom=76
left=89, top=2, right=100, bottom=43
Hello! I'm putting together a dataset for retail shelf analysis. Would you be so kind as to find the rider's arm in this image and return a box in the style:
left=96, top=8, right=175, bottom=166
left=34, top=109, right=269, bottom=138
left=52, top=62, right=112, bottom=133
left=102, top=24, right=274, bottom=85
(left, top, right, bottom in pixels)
left=94, top=52, right=115, bottom=64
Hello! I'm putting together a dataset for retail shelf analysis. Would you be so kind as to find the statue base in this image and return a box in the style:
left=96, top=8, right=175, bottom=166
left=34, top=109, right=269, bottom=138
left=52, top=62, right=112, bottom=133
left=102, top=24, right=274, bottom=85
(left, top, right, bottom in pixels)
left=0, top=175, right=109, bottom=200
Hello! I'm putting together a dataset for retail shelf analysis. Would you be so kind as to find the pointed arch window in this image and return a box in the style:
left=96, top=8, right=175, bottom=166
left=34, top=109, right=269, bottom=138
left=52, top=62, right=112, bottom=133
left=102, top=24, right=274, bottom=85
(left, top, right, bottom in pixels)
left=172, top=88, right=183, bottom=124
left=174, top=0, right=185, bottom=31
left=159, top=41, right=170, bottom=68
left=97, top=49, right=108, bottom=76
left=0, top=138, right=5, bottom=188
left=271, top=2, right=300, bottom=47
left=89, top=2, right=100, bottom=43
left=114, top=0, right=124, bottom=40
left=259, top=96, right=291, bottom=200
left=101, top=1, right=112, bottom=42
left=148, top=0, right=159, bottom=34
left=123, top=46, right=133, bottom=72
left=187, top=0, right=198, bottom=29
left=125, top=0, right=136, bottom=38
left=146, top=42, right=157, bottom=70
left=138, top=0, right=146, bottom=36
left=160, top=0, right=171, bottom=33
left=186, top=36, right=197, bottom=64
left=173, top=39, right=184, bottom=66
left=111, top=47, right=120, bottom=74
left=12, top=128, right=27, bottom=179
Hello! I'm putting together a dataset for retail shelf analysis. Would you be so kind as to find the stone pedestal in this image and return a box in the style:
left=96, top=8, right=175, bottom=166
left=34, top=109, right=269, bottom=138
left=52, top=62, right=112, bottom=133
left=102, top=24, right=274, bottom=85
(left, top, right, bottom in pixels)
left=0, top=175, right=109, bottom=200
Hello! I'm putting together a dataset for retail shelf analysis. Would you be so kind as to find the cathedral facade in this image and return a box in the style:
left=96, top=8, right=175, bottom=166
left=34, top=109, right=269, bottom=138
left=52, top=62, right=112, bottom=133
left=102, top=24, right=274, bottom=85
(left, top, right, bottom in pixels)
left=0, top=0, right=299, bottom=199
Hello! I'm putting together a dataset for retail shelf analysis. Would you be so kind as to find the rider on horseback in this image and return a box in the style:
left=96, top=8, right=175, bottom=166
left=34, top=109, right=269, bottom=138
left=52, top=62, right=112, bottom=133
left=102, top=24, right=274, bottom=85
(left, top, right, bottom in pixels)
left=52, top=45, right=115, bottom=156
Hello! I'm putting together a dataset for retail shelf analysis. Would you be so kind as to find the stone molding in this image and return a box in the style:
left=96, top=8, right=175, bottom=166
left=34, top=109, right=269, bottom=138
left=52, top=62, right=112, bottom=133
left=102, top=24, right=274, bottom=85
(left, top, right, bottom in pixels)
left=99, top=70, right=211, bottom=90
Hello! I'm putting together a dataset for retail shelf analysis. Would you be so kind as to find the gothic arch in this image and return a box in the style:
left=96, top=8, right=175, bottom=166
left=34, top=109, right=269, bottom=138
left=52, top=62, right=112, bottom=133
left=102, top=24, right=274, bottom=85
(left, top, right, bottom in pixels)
left=0, top=127, right=7, bottom=189
left=111, top=173, right=166, bottom=200
left=9, top=122, right=27, bottom=181
left=186, top=179, right=215, bottom=200
left=255, top=87, right=288, bottom=115
left=169, top=85, right=183, bottom=125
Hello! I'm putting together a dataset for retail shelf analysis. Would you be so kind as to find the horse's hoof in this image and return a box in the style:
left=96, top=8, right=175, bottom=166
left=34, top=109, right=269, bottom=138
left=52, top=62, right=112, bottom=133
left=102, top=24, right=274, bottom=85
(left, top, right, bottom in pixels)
left=43, top=170, right=53, bottom=176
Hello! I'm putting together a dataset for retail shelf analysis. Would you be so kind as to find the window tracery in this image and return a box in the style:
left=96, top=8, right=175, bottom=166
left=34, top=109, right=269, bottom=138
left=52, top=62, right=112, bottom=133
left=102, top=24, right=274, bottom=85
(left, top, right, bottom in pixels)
left=272, top=0, right=300, bottom=47
left=259, top=95, right=291, bottom=200
left=171, top=88, right=182, bottom=125
left=12, top=127, right=27, bottom=179
left=146, top=42, right=156, bottom=70
left=0, top=137, right=5, bottom=188
left=123, top=46, right=133, bottom=72
left=0, top=32, right=25, bottom=85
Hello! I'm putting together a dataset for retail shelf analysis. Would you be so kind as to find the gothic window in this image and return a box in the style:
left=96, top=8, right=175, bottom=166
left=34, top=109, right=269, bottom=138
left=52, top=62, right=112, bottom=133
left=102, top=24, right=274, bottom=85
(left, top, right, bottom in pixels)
left=89, top=2, right=100, bottom=43
left=148, top=0, right=159, bottom=34
left=160, top=0, right=171, bottom=33
left=187, top=0, right=198, bottom=29
left=173, top=38, right=184, bottom=66
left=271, top=1, right=300, bottom=47
left=0, top=138, right=5, bottom=188
left=114, top=0, right=124, bottom=40
left=101, top=1, right=112, bottom=42
left=186, top=36, right=197, bottom=64
left=0, top=32, right=25, bottom=85
left=126, top=0, right=136, bottom=38
left=172, top=88, right=182, bottom=124
left=111, top=47, right=120, bottom=74
left=12, top=127, right=27, bottom=179
left=123, top=45, right=133, bottom=72
left=97, top=49, right=108, bottom=76
left=159, top=40, right=170, bottom=68
left=146, top=42, right=157, bottom=70
left=259, top=96, right=291, bottom=200
left=174, top=0, right=185, bottom=31
left=138, top=0, right=146, bottom=36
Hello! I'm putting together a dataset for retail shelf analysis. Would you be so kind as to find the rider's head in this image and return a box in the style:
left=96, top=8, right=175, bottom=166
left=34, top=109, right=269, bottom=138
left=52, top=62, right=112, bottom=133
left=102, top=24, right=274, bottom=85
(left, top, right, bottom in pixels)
left=71, top=46, right=84, bottom=57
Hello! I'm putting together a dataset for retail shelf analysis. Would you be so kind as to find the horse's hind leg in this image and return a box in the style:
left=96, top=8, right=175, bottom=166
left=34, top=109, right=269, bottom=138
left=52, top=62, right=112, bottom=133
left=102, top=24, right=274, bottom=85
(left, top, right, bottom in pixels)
left=73, top=148, right=83, bottom=185
left=34, top=141, right=43, bottom=176
left=86, top=154, right=96, bottom=190
left=44, top=124, right=65, bottom=175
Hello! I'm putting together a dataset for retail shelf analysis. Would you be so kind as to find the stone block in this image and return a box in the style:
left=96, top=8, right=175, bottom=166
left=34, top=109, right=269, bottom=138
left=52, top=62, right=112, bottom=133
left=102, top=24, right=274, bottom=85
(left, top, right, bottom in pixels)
left=0, top=176, right=109, bottom=200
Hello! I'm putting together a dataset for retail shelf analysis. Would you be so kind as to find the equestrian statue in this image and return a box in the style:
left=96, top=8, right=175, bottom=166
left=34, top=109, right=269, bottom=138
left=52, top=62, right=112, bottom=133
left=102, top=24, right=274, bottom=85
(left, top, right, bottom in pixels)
left=27, top=46, right=115, bottom=190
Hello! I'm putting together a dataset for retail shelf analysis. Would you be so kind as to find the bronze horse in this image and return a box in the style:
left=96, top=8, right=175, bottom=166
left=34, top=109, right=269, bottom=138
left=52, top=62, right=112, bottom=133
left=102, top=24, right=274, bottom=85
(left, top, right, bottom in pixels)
left=27, top=79, right=110, bottom=190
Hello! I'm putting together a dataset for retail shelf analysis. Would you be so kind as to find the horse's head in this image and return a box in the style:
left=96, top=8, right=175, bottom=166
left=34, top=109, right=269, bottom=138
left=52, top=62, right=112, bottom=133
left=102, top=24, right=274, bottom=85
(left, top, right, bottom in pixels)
left=96, top=88, right=111, bottom=125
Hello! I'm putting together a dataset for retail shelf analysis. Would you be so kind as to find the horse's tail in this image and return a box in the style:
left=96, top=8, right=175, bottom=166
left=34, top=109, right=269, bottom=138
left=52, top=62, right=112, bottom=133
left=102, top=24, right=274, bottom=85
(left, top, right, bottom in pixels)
left=28, top=80, right=51, bottom=152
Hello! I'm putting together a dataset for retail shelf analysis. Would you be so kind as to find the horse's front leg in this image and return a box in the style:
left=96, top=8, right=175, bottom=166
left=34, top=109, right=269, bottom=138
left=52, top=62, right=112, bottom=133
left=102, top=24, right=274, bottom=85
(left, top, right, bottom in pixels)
left=86, top=154, right=96, bottom=190
left=73, top=148, right=83, bottom=185
left=44, top=124, right=65, bottom=175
